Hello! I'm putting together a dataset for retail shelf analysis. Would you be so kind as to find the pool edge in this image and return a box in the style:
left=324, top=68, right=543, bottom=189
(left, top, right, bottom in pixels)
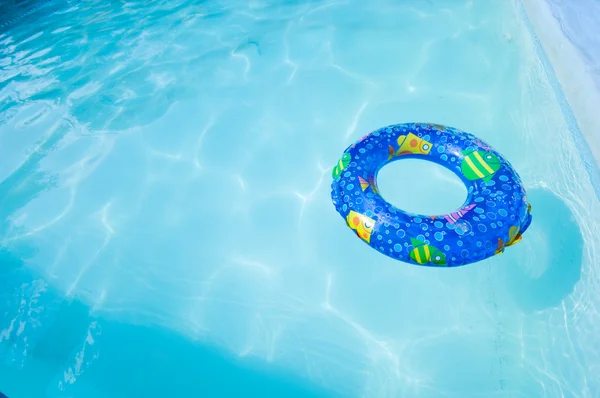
left=518, top=0, right=600, bottom=201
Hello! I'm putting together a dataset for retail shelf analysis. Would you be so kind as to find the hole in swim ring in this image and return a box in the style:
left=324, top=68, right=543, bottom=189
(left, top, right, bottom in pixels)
left=376, top=158, right=467, bottom=215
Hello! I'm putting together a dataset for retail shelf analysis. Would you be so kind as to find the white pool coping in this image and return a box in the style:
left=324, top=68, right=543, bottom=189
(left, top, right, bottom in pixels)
left=520, top=0, right=600, bottom=171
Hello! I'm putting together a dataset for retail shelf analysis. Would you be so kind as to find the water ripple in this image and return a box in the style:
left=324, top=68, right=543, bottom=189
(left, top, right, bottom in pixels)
left=1, top=0, right=599, bottom=397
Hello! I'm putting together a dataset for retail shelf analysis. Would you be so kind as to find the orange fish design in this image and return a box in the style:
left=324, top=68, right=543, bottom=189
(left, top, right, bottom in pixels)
left=346, top=210, right=375, bottom=243
left=388, top=145, right=395, bottom=160
left=495, top=225, right=523, bottom=255
left=395, top=132, right=432, bottom=156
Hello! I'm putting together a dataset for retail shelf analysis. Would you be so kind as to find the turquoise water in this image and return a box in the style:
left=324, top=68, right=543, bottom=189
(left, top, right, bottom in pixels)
left=1, top=0, right=600, bottom=397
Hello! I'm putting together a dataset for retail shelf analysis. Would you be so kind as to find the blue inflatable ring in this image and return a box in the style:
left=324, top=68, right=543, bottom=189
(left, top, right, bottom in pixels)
left=330, top=123, right=532, bottom=267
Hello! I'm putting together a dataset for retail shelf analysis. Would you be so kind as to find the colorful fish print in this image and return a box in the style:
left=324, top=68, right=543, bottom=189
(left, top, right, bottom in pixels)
left=346, top=210, right=376, bottom=244
left=358, top=176, right=369, bottom=191
left=460, top=150, right=501, bottom=182
left=409, top=238, right=447, bottom=265
left=495, top=225, right=523, bottom=255
left=395, top=132, right=433, bottom=157
left=388, top=145, right=395, bottom=160
left=416, top=123, right=446, bottom=131
left=358, top=175, right=379, bottom=194
left=519, top=201, right=532, bottom=220
left=444, top=204, right=476, bottom=225
left=429, top=124, right=446, bottom=131
left=332, top=153, right=351, bottom=180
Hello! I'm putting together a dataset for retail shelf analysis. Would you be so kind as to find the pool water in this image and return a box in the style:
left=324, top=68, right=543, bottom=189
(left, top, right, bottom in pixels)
left=1, top=0, right=600, bottom=397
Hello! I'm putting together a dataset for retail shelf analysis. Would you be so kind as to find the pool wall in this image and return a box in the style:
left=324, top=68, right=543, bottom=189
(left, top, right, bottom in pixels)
left=544, top=0, right=600, bottom=90
left=520, top=0, right=600, bottom=193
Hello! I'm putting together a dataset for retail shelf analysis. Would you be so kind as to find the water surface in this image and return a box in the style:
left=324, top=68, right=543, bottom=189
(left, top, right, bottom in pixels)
left=1, top=0, right=599, bottom=397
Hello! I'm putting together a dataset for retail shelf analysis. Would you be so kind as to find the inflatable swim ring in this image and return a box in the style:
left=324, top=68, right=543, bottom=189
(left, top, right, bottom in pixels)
left=330, top=123, right=532, bottom=267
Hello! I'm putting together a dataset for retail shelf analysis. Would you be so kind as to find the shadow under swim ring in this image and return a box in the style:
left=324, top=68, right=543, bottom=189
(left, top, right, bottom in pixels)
left=330, top=123, right=533, bottom=267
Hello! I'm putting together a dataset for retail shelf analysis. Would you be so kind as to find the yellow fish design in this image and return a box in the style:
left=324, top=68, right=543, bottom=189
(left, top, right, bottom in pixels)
left=395, top=132, right=432, bottom=157
left=495, top=225, right=523, bottom=255
left=346, top=210, right=375, bottom=243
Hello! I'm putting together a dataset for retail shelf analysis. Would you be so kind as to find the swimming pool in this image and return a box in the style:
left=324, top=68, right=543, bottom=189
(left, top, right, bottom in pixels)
left=1, top=0, right=599, bottom=397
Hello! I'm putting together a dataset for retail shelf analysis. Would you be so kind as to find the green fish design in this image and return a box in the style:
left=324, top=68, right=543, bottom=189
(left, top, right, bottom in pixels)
left=332, top=153, right=351, bottom=180
left=460, top=150, right=500, bottom=182
left=409, top=238, right=447, bottom=266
